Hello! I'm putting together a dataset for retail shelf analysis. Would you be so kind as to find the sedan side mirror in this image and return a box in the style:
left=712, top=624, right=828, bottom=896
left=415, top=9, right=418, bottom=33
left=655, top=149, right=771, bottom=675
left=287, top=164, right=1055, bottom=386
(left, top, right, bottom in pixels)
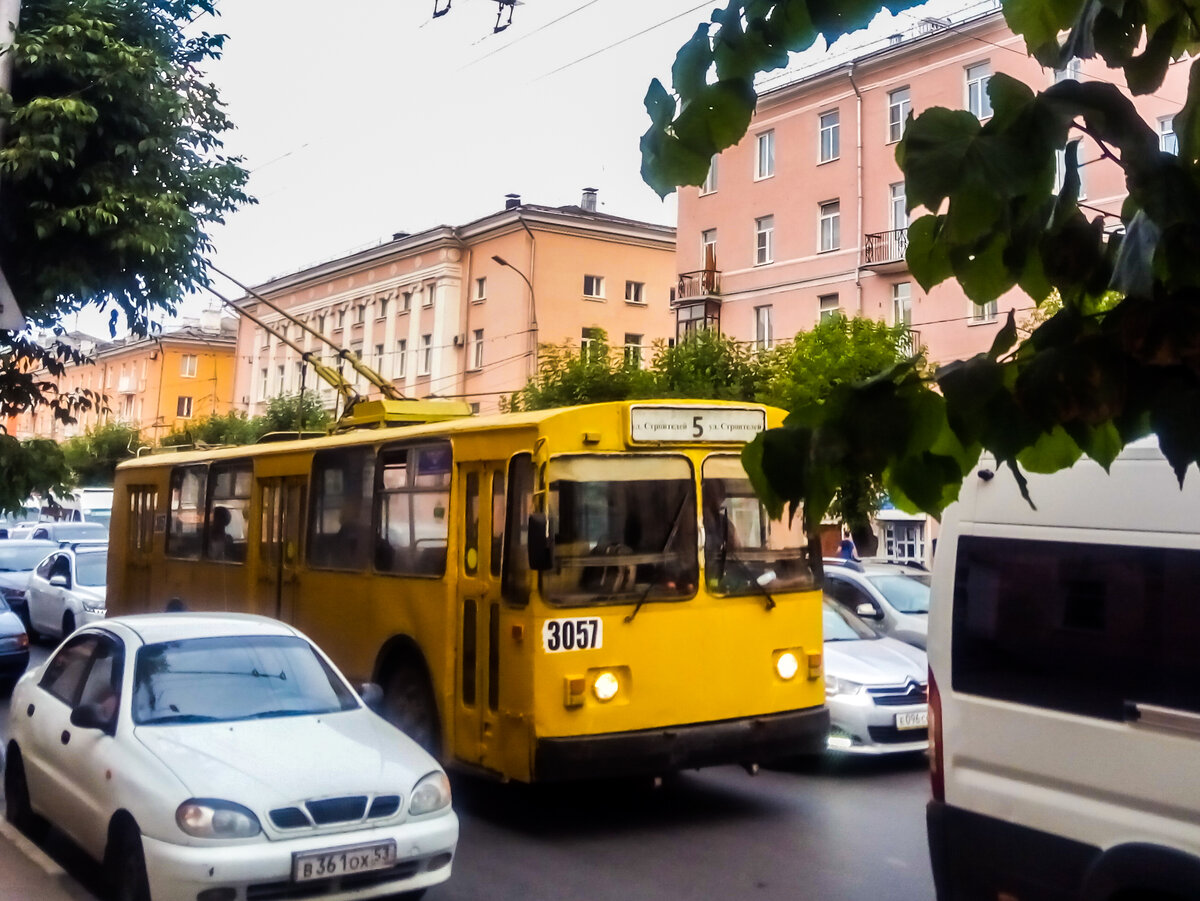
left=70, top=702, right=115, bottom=735
left=49, top=574, right=70, bottom=589
left=855, top=602, right=883, bottom=620
left=359, top=682, right=384, bottom=714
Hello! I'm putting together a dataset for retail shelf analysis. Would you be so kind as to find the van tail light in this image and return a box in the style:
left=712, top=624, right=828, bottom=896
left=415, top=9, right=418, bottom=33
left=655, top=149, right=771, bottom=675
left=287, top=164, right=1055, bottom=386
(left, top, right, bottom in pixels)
left=929, top=667, right=944, bottom=802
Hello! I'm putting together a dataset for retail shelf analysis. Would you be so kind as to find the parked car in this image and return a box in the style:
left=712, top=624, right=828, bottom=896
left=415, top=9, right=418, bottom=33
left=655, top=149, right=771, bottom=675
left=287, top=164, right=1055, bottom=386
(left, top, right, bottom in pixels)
left=0, top=539, right=58, bottom=628
left=823, top=557, right=931, bottom=648
left=25, top=521, right=108, bottom=542
left=0, top=594, right=30, bottom=692
left=5, top=522, right=39, bottom=540
left=822, top=599, right=929, bottom=755
left=25, top=542, right=108, bottom=640
left=927, top=441, right=1200, bottom=900
left=4, top=613, right=459, bottom=901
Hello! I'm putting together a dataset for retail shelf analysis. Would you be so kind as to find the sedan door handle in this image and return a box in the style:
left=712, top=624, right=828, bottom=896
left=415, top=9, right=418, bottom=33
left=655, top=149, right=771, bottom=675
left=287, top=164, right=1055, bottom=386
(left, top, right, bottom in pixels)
left=60, top=730, right=70, bottom=745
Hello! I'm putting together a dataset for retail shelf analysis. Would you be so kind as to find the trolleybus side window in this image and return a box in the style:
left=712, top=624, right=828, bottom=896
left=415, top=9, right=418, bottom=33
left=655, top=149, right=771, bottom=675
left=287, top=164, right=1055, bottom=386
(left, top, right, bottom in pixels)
left=375, top=442, right=452, bottom=577
left=166, top=466, right=207, bottom=559
left=490, top=472, right=505, bottom=578
left=128, top=487, right=157, bottom=553
left=543, top=455, right=699, bottom=606
left=464, top=471, right=479, bottom=576
left=308, top=447, right=375, bottom=571
left=205, top=462, right=252, bottom=563
left=501, top=453, right=534, bottom=606
left=701, top=454, right=814, bottom=595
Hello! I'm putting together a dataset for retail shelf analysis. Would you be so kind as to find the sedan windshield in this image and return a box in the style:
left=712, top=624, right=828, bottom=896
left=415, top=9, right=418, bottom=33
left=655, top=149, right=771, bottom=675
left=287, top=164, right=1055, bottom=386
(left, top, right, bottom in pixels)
left=542, top=455, right=698, bottom=606
left=702, top=455, right=815, bottom=596
left=0, top=546, right=53, bottom=571
left=869, top=574, right=930, bottom=613
left=823, top=602, right=880, bottom=641
left=75, top=552, right=107, bottom=587
left=132, top=635, right=358, bottom=725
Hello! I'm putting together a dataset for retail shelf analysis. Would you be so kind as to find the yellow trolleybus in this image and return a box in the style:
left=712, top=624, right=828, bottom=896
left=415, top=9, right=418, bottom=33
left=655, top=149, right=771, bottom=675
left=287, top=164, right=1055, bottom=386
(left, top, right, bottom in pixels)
left=108, top=399, right=827, bottom=782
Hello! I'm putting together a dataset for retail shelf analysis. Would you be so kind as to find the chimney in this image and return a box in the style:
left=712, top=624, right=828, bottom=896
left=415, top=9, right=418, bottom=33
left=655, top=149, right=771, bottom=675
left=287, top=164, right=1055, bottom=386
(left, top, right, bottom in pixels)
left=392, top=231, right=410, bottom=241
left=581, top=187, right=598, bottom=212
left=199, top=309, right=222, bottom=334
left=504, top=193, right=521, bottom=210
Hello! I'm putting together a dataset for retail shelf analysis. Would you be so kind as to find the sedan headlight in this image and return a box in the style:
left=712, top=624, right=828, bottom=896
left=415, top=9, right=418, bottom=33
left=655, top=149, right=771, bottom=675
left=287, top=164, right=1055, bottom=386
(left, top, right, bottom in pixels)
left=176, top=799, right=262, bottom=838
left=824, top=675, right=864, bottom=696
left=81, top=600, right=106, bottom=614
left=0, top=634, right=28, bottom=652
left=408, top=772, right=452, bottom=816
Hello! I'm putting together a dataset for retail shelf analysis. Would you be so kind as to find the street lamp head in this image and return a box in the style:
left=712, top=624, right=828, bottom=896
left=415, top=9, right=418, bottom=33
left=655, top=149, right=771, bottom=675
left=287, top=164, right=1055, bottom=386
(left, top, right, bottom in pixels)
left=491, top=255, right=508, bottom=267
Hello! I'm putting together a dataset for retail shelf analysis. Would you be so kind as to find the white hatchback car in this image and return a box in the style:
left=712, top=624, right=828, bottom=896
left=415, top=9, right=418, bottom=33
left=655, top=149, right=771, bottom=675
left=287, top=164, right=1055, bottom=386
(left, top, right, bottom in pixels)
left=25, top=542, right=108, bottom=640
left=4, top=613, right=458, bottom=901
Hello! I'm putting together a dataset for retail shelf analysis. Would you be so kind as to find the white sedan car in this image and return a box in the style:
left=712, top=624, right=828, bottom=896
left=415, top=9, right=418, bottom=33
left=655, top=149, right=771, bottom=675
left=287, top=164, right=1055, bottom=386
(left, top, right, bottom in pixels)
left=4, top=613, right=458, bottom=901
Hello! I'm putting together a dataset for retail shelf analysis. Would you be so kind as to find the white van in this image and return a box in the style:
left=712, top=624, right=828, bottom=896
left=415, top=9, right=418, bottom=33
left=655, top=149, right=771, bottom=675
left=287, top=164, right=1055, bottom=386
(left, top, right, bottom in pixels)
left=927, top=439, right=1200, bottom=900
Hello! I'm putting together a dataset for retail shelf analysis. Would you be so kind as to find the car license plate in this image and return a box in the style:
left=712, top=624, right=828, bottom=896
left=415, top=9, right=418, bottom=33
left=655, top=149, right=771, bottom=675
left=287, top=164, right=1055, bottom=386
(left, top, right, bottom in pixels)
left=895, top=710, right=928, bottom=730
left=293, top=840, right=397, bottom=882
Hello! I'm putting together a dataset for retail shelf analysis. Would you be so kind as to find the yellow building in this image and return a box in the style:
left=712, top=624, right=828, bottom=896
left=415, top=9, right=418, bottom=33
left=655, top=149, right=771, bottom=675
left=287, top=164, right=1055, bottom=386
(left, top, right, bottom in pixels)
left=10, top=315, right=238, bottom=444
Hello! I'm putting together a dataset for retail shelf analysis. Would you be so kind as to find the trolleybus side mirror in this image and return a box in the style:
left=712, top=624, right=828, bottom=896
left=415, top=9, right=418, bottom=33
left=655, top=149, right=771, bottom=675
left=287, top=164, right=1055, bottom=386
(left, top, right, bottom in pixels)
left=527, top=513, right=553, bottom=571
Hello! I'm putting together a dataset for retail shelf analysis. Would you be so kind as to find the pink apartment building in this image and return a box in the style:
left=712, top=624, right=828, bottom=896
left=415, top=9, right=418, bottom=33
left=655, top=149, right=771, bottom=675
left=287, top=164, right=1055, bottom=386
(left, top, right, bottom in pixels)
left=673, top=3, right=1188, bottom=563
left=232, top=190, right=676, bottom=416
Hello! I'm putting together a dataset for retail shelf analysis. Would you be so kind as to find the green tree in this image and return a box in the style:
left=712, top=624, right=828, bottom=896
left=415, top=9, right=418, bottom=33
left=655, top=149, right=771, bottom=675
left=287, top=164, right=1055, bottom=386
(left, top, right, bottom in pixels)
left=259, top=392, right=331, bottom=435
left=642, top=0, right=1200, bottom=532
left=159, top=410, right=259, bottom=447
left=0, top=437, right=71, bottom=513
left=0, top=0, right=251, bottom=511
left=61, top=421, right=140, bottom=485
left=506, top=331, right=656, bottom=411
left=650, top=328, right=763, bottom=400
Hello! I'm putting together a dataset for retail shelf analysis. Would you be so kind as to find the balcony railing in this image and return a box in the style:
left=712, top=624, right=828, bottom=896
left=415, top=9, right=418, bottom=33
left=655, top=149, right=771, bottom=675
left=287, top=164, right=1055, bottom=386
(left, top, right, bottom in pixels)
left=863, top=228, right=909, bottom=266
left=675, top=269, right=722, bottom=304
left=896, top=328, right=920, bottom=356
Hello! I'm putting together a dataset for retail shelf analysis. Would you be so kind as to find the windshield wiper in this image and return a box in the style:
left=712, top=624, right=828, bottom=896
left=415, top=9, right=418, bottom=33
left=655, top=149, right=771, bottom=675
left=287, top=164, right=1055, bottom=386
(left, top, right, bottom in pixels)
left=715, top=511, right=776, bottom=610
left=624, top=493, right=691, bottom=625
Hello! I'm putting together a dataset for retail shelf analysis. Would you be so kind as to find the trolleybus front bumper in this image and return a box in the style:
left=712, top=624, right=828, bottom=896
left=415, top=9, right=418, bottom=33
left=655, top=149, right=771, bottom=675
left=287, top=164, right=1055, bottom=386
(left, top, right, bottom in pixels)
left=533, top=706, right=829, bottom=781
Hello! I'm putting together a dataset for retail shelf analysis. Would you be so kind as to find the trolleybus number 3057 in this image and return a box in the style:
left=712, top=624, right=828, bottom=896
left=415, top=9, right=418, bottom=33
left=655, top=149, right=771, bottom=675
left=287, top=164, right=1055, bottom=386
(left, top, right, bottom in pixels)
left=543, top=617, right=603, bottom=653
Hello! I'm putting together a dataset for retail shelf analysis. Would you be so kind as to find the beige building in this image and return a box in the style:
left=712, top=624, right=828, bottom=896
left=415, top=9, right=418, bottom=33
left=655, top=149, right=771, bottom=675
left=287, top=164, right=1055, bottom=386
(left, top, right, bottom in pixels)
left=232, top=190, right=677, bottom=416
left=9, top=315, right=238, bottom=444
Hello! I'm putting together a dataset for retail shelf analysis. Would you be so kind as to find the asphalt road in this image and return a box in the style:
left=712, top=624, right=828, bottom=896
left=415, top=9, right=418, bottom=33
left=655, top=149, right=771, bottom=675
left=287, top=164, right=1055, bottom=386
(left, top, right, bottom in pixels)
left=2, top=643, right=936, bottom=901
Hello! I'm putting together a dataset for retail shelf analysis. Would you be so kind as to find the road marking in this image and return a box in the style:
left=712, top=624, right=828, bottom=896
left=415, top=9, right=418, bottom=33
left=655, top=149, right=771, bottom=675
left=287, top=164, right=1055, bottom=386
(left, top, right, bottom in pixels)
left=0, top=818, right=68, bottom=878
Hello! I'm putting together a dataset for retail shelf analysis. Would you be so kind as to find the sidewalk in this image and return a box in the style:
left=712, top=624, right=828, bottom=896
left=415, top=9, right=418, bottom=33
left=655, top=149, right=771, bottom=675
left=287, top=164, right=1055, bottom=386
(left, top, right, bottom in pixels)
left=0, top=821, right=97, bottom=901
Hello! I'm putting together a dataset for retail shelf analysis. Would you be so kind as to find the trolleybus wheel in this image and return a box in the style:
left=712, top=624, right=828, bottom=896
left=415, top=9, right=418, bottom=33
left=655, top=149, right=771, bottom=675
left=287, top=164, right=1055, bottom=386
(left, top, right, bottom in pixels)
left=383, top=659, right=440, bottom=756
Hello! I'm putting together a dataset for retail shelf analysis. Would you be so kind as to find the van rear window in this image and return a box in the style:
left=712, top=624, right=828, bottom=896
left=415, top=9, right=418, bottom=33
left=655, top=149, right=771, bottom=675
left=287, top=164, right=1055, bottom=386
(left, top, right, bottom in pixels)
left=952, top=536, right=1200, bottom=721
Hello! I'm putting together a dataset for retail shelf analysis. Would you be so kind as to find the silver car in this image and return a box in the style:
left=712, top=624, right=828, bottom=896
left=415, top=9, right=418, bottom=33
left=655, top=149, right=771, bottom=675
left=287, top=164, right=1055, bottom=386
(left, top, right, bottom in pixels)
left=823, top=557, right=931, bottom=649
left=822, top=600, right=929, bottom=755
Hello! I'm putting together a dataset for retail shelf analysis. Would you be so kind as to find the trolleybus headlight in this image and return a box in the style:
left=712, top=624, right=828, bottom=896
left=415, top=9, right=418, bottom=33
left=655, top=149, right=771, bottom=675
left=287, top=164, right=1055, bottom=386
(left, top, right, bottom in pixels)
left=775, top=651, right=799, bottom=681
left=593, top=671, right=620, bottom=701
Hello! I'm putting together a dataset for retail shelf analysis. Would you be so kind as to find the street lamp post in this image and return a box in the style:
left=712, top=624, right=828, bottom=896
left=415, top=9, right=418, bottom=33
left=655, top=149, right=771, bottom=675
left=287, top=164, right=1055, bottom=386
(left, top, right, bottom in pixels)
left=491, top=254, right=539, bottom=377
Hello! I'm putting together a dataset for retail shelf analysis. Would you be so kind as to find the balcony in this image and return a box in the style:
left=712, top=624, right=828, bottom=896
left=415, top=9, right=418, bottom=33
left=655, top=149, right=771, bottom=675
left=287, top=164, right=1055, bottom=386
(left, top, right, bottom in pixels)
left=863, top=228, right=909, bottom=270
left=897, top=328, right=921, bottom=356
left=675, top=269, right=722, bottom=305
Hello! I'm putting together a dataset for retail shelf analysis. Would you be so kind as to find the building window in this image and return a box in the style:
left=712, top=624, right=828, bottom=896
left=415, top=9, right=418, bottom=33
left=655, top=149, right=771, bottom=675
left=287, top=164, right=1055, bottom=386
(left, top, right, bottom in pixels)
left=401, top=291, right=412, bottom=313
left=625, top=281, right=645, bottom=304
left=892, top=282, right=912, bottom=327
left=316, top=314, right=326, bottom=333
left=356, top=304, right=367, bottom=324
left=701, top=229, right=717, bottom=269
left=1159, top=116, right=1178, bottom=155
left=890, top=182, right=907, bottom=231
left=755, top=130, right=775, bottom=179
left=754, top=306, right=773, bottom=351
left=475, top=277, right=487, bottom=301
left=423, top=283, right=435, bottom=307
left=1053, top=146, right=1087, bottom=198
left=374, top=343, right=385, bottom=371
left=701, top=154, right=718, bottom=194
left=966, top=61, right=992, bottom=119
left=395, top=339, right=407, bottom=377
left=676, top=301, right=719, bottom=341
left=176, top=396, right=193, bottom=419
left=888, top=87, right=911, bottom=143
left=419, top=334, right=432, bottom=375
left=337, top=309, right=347, bottom=328
left=583, top=275, right=605, bottom=299
left=258, top=368, right=268, bottom=401
left=755, top=215, right=775, bottom=265
left=277, top=365, right=285, bottom=391
left=1053, top=57, right=1082, bottom=83
left=970, top=299, right=999, bottom=323
left=471, top=329, right=484, bottom=370
left=884, top=521, right=925, bottom=564
left=819, top=293, right=841, bottom=322
left=580, top=327, right=602, bottom=360
left=819, top=110, right=840, bottom=162
left=377, top=296, right=389, bottom=318
left=179, top=354, right=197, bottom=378
left=819, top=200, right=840, bottom=252
left=622, top=333, right=643, bottom=367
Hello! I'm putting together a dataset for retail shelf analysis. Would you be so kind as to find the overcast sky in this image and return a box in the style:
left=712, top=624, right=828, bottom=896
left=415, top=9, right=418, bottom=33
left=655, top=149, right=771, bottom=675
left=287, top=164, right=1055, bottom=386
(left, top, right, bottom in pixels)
left=76, top=0, right=963, bottom=332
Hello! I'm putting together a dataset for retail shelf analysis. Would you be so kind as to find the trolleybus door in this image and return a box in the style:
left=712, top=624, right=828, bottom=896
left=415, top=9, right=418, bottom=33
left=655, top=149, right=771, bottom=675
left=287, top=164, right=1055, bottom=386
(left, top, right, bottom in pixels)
left=125, top=485, right=158, bottom=613
left=455, top=462, right=504, bottom=771
left=257, top=477, right=306, bottom=622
